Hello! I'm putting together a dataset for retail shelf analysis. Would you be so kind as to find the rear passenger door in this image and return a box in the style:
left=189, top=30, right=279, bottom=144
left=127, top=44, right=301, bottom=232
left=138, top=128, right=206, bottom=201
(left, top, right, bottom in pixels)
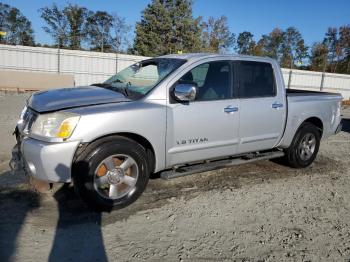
left=236, top=60, right=286, bottom=154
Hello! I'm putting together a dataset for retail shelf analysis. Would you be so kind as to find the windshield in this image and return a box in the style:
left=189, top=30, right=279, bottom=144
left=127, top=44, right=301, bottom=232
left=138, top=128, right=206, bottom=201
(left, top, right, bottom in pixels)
left=102, top=58, right=186, bottom=99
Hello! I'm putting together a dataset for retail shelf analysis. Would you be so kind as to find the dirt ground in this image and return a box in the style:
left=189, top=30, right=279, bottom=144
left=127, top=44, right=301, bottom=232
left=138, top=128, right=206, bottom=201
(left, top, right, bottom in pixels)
left=0, top=92, right=350, bottom=262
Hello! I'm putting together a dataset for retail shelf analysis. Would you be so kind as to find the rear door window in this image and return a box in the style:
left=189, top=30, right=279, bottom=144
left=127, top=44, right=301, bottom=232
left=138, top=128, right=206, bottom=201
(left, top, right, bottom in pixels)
left=237, top=61, right=276, bottom=98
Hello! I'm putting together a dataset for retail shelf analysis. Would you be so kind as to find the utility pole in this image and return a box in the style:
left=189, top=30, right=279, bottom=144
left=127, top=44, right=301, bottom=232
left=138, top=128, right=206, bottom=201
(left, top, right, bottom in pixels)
left=101, top=24, right=104, bottom=53
left=57, top=31, right=62, bottom=74
left=57, top=44, right=60, bottom=74
left=287, top=52, right=293, bottom=89
left=320, top=53, right=327, bottom=91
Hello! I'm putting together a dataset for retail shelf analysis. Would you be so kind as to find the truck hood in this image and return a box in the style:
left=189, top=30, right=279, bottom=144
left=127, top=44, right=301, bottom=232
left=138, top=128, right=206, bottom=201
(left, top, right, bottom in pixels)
left=28, top=86, right=131, bottom=113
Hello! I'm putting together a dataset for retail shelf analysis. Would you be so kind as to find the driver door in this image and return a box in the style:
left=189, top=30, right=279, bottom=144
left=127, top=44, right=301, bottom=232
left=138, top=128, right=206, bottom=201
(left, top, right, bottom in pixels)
left=166, top=60, right=240, bottom=167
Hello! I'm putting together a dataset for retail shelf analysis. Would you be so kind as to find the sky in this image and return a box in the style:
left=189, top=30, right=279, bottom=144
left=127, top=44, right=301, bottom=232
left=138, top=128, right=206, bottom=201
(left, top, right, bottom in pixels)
left=2, top=0, right=350, bottom=47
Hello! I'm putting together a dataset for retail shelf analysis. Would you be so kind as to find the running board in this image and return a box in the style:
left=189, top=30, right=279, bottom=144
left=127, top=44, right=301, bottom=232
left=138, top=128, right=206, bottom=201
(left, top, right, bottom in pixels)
left=160, top=150, right=284, bottom=180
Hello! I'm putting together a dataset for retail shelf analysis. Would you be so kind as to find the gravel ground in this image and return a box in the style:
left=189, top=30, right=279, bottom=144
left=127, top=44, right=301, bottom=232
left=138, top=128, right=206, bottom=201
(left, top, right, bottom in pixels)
left=0, top=92, right=350, bottom=261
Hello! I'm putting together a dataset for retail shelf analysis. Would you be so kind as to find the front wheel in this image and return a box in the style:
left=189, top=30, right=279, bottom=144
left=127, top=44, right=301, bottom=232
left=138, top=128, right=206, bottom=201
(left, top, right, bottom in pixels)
left=283, top=122, right=321, bottom=168
left=73, top=137, right=150, bottom=211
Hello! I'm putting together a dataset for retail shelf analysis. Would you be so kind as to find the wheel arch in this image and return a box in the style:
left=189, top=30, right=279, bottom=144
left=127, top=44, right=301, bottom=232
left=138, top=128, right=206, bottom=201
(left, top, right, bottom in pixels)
left=302, top=117, right=323, bottom=136
left=73, top=132, right=156, bottom=174
left=278, top=116, right=324, bottom=149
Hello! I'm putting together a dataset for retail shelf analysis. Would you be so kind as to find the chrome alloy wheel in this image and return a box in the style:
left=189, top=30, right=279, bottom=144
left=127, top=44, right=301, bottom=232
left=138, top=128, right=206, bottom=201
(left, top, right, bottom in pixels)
left=298, top=133, right=316, bottom=161
left=93, top=154, right=139, bottom=200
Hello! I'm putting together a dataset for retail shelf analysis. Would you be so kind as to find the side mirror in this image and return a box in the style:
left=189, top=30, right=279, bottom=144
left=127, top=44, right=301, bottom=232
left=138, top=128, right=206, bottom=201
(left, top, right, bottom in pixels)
left=173, top=83, right=197, bottom=102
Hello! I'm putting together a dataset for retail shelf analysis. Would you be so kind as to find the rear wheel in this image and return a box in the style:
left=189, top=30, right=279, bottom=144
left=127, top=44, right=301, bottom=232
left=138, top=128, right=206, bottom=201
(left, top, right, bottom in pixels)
left=283, top=122, right=321, bottom=168
left=73, top=137, right=149, bottom=211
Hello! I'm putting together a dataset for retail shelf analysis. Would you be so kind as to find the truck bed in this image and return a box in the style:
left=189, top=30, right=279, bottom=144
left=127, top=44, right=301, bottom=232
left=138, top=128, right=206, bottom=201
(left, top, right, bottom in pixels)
left=279, top=88, right=342, bottom=149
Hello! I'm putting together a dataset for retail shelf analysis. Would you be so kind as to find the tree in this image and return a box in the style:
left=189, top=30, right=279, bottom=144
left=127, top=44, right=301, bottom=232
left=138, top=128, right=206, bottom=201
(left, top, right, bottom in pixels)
left=133, top=0, right=171, bottom=56
left=280, top=27, right=308, bottom=69
left=200, top=16, right=235, bottom=53
left=295, top=38, right=308, bottom=66
left=0, top=3, right=10, bottom=44
left=39, top=4, right=129, bottom=52
left=111, top=13, right=131, bottom=53
left=262, top=28, right=284, bottom=60
left=323, top=27, right=345, bottom=72
left=339, top=25, right=350, bottom=73
left=63, top=4, right=88, bottom=49
left=86, top=11, right=114, bottom=52
left=0, top=3, right=34, bottom=46
left=39, top=4, right=69, bottom=48
left=133, top=0, right=201, bottom=56
left=169, top=0, right=202, bottom=54
left=310, top=42, right=328, bottom=71
left=236, top=31, right=255, bottom=55
left=251, top=37, right=267, bottom=56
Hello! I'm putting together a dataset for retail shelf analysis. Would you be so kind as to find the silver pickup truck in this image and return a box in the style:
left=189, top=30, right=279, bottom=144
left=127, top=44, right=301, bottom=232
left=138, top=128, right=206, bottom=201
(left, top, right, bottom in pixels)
left=13, top=53, right=342, bottom=210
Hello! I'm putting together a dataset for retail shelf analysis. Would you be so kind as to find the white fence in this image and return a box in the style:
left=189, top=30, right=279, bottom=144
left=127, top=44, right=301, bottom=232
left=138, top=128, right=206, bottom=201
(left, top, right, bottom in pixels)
left=0, top=44, right=148, bottom=87
left=281, top=68, right=350, bottom=99
left=1, top=44, right=350, bottom=99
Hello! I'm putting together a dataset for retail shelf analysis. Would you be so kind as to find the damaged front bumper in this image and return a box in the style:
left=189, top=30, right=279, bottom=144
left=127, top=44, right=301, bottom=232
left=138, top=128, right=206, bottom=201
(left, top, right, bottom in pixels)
left=9, top=142, right=25, bottom=175
left=10, top=127, right=80, bottom=183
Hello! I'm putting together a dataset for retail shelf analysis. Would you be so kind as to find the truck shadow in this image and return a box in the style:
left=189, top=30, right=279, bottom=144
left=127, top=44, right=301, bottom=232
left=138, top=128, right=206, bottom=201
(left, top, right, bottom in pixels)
left=341, top=118, right=350, bottom=133
left=47, top=163, right=108, bottom=262
left=48, top=183, right=108, bottom=262
left=0, top=181, right=108, bottom=261
left=0, top=154, right=343, bottom=260
left=0, top=186, right=40, bottom=261
left=0, top=165, right=109, bottom=261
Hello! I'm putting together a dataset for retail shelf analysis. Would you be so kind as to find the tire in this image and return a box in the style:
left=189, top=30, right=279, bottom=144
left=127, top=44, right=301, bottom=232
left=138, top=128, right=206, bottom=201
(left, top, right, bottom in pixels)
left=72, top=136, right=150, bottom=211
left=283, top=122, right=321, bottom=168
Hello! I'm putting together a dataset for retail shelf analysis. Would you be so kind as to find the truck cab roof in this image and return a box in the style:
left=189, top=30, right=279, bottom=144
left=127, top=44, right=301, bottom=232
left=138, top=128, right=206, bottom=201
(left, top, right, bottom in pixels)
left=159, top=53, right=277, bottom=64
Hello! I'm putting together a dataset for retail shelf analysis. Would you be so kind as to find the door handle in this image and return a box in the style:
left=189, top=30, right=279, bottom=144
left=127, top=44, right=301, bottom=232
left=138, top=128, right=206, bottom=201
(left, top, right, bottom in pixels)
left=272, top=102, right=283, bottom=109
left=224, top=106, right=239, bottom=113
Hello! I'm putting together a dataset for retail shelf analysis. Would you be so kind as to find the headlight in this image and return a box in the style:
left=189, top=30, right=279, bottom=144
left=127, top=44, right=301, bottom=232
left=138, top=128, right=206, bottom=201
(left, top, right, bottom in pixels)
left=30, top=112, right=80, bottom=139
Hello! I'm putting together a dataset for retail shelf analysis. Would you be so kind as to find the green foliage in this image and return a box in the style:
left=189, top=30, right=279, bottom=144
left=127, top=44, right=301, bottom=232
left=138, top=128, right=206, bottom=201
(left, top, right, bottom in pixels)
left=280, top=27, right=308, bottom=68
left=39, top=3, right=69, bottom=48
left=236, top=31, right=255, bottom=55
left=85, top=11, right=130, bottom=53
left=234, top=27, right=308, bottom=69
left=340, top=26, right=350, bottom=59
left=0, top=3, right=34, bottom=46
left=63, top=4, right=89, bottom=50
left=310, top=42, right=328, bottom=71
left=339, top=25, right=350, bottom=73
left=133, top=0, right=201, bottom=56
left=262, top=28, right=284, bottom=60
left=39, top=3, right=130, bottom=52
left=321, top=26, right=350, bottom=73
left=1, top=1, right=350, bottom=74
left=323, top=27, right=341, bottom=72
left=112, top=14, right=131, bottom=53
left=86, top=11, right=114, bottom=52
left=200, top=16, right=235, bottom=53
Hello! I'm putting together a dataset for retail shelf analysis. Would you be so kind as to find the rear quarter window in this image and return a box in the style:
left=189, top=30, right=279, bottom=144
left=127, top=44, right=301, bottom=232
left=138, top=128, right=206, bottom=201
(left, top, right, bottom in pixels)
left=237, top=61, right=276, bottom=98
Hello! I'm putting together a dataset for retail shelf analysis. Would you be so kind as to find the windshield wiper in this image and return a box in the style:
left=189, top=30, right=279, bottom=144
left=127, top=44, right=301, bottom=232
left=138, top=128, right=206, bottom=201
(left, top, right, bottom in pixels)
left=91, top=78, right=123, bottom=88
left=91, top=83, right=130, bottom=98
left=115, top=86, right=129, bottom=97
left=91, top=83, right=112, bottom=88
left=114, top=79, right=124, bottom=84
